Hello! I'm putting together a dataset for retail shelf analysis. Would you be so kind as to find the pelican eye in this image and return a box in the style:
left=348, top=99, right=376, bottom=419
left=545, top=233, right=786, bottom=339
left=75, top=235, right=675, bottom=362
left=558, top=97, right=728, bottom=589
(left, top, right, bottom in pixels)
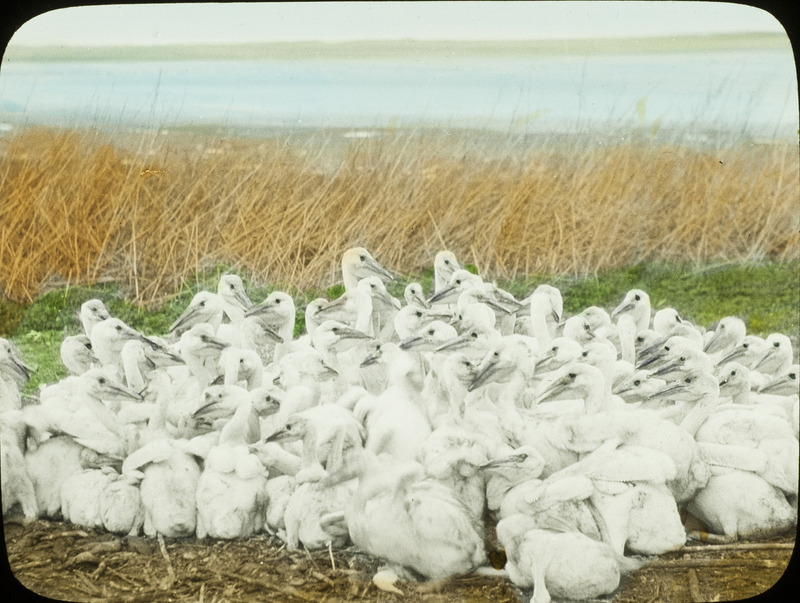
left=583, top=324, right=590, bottom=331
left=428, top=329, right=435, bottom=335
left=664, top=346, right=670, bottom=352
left=415, top=311, right=423, bottom=317
left=455, top=279, right=462, bottom=285
left=568, top=372, right=577, bottom=379
left=85, top=343, right=93, bottom=350
left=634, top=294, right=641, bottom=301
left=637, top=336, right=645, bottom=343
left=199, top=301, right=205, bottom=307
left=471, top=332, right=478, bottom=339
left=230, top=284, right=235, bottom=289
left=98, top=377, right=106, bottom=384
left=685, top=377, right=692, bottom=383
left=731, top=370, right=736, bottom=376
left=742, top=343, right=749, bottom=348
left=115, top=325, right=122, bottom=331
left=582, top=351, right=589, bottom=357
left=679, top=356, right=686, bottom=361
left=444, top=259, right=450, bottom=265
left=790, top=372, right=797, bottom=380
left=773, top=341, right=780, bottom=347
left=275, top=298, right=281, bottom=304
left=633, top=379, right=641, bottom=386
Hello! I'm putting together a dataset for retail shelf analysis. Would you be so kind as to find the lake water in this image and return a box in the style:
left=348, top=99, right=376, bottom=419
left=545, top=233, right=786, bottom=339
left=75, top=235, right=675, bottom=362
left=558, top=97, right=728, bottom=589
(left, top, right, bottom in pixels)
left=0, top=46, right=797, bottom=144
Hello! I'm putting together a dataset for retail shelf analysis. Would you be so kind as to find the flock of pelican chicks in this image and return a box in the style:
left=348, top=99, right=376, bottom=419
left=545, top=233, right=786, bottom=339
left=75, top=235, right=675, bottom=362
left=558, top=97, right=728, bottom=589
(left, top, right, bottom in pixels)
left=1, top=247, right=798, bottom=602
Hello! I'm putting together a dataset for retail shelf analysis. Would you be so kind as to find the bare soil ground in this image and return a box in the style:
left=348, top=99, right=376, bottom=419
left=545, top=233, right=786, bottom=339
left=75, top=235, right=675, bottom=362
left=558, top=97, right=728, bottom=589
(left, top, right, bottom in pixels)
left=3, top=519, right=796, bottom=603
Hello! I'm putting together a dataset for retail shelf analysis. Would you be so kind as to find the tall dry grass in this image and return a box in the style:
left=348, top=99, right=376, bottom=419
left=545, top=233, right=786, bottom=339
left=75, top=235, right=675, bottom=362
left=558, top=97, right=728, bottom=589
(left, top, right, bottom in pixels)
left=0, top=126, right=797, bottom=307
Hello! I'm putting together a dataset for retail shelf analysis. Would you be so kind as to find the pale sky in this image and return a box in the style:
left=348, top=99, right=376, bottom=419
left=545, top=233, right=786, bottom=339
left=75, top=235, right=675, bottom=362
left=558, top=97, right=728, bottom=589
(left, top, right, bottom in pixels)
left=7, top=1, right=788, bottom=47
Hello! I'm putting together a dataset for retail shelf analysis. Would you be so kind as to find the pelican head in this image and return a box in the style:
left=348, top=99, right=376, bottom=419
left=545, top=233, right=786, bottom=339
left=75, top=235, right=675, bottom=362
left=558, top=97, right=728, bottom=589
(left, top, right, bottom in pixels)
left=342, top=247, right=395, bottom=290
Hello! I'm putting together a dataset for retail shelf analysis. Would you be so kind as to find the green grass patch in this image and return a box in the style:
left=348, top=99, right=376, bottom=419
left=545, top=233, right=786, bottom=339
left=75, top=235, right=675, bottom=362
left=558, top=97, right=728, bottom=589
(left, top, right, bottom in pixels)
left=7, top=259, right=798, bottom=395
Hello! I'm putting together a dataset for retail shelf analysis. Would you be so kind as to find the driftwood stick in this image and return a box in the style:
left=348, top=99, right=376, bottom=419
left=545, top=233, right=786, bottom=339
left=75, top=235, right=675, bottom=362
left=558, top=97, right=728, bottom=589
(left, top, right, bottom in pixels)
left=681, top=541, right=795, bottom=552
left=642, top=558, right=784, bottom=570
left=157, top=534, right=176, bottom=588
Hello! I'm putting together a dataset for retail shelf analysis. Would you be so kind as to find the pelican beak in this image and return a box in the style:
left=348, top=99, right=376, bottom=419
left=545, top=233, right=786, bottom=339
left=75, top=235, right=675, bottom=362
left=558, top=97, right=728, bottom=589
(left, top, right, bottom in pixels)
left=245, top=299, right=273, bottom=318
left=482, top=296, right=516, bottom=315
left=703, top=331, right=727, bottom=354
left=536, top=377, right=571, bottom=404
left=137, top=333, right=160, bottom=351
left=435, top=332, right=471, bottom=353
left=360, top=351, right=380, bottom=367
left=200, top=333, right=230, bottom=352
left=428, top=284, right=457, bottom=304
left=611, top=301, right=634, bottom=319
left=321, top=362, right=339, bottom=378
left=647, top=380, right=687, bottom=400
left=234, top=288, right=254, bottom=312
left=469, top=358, right=498, bottom=392
left=651, top=360, right=681, bottom=377
left=107, top=383, right=144, bottom=402
left=757, top=374, right=794, bottom=395
left=253, top=320, right=284, bottom=344
left=479, top=452, right=529, bottom=470
left=337, top=325, right=373, bottom=341
left=4, top=357, right=32, bottom=382
left=374, top=287, right=398, bottom=309
left=534, top=349, right=557, bottom=369
left=317, top=295, right=348, bottom=314
left=751, top=348, right=774, bottom=371
left=399, top=335, right=424, bottom=351
left=411, top=291, right=429, bottom=308
left=366, top=257, right=395, bottom=283
left=263, top=425, right=293, bottom=443
left=169, top=306, right=201, bottom=334
left=716, top=346, right=745, bottom=366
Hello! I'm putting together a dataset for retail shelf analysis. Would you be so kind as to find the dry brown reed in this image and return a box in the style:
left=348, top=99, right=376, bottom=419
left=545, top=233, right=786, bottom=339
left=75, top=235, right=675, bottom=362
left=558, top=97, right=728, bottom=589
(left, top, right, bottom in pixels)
left=1, top=126, right=797, bottom=308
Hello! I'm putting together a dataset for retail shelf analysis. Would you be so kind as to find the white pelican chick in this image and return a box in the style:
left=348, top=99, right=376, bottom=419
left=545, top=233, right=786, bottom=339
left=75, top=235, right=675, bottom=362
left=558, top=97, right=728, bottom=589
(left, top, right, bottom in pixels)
left=496, top=512, right=628, bottom=603
left=195, top=386, right=269, bottom=539
left=328, top=450, right=486, bottom=580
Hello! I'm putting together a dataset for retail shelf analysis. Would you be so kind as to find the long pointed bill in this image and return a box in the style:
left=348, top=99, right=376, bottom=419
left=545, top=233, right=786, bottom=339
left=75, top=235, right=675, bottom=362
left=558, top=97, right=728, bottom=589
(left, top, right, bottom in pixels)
left=647, top=380, right=687, bottom=400
left=651, top=360, right=682, bottom=377
left=479, top=452, right=530, bottom=471
left=751, top=348, right=775, bottom=372
left=716, top=346, right=746, bottom=366
left=263, top=425, right=295, bottom=443
left=235, top=288, right=254, bottom=312
left=105, top=383, right=144, bottom=402
left=611, top=301, right=634, bottom=320
left=360, top=351, right=381, bottom=367
left=468, top=359, right=498, bottom=392
left=435, top=332, right=473, bottom=353
left=336, top=325, right=374, bottom=341
left=366, top=257, right=395, bottom=283
left=4, top=357, right=32, bottom=382
left=428, top=284, right=458, bottom=304
left=757, top=374, right=796, bottom=395
left=169, top=306, right=202, bottom=334
left=536, top=379, right=572, bottom=404
left=399, top=335, right=424, bottom=351
left=316, top=295, right=348, bottom=314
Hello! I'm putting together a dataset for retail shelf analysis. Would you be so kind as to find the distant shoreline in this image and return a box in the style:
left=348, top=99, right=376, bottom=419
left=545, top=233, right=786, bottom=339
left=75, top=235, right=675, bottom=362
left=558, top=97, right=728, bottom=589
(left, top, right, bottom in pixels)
left=2, top=33, right=789, bottom=62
